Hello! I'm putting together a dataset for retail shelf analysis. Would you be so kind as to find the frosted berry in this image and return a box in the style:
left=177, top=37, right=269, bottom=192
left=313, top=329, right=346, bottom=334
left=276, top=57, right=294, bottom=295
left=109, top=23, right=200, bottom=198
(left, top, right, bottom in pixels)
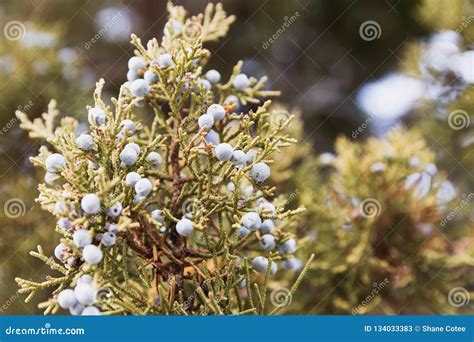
left=69, top=303, right=85, bottom=316
left=260, top=219, right=276, bottom=234
left=214, top=143, right=234, bottom=161
left=128, top=56, right=147, bottom=72
left=74, top=283, right=96, bottom=305
left=124, top=142, right=140, bottom=154
left=205, top=69, right=221, bottom=83
left=252, top=256, right=268, bottom=273
left=106, top=202, right=122, bottom=218
left=279, top=238, right=297, bottom=255
left=207, top=104, right=225, bottom=120
left=45, top=153, right=66, bottom=173
left=76, top=134, right=94, bottom=151
left=282, top=258, right=303, bottom=271
left=232, top=150, right=246, bottom=167
left=82, top=244, right=103, bottom=265
left=135, top=178, right=153, bottom=196
left=146, top=152, right=163, bottom=167
left=120, top=148, right=138, bottom=166
left=205, top=129, right=220, bottom=145
left=125, top=172, right=141, bottom=186
left=233, top=73, right=249, bottom=90
left=77, top=274, right=93, bottom=285
left=73, top=229, right=92, bottom=248
left=251, top=162, right=271, bottom=182
left=224, top=95, right=239, bottom=108
left=133, top=194, right=145, bottom=204
left=82, top=306, right=101, bottom=316
left=101, top=232, right=116, bottom=247
left=260, top=234, right=276, bottom=251
left=44, top=172, right=59, bottom=185
left=54, top=243, right=68, bottom=260
left=58, top=217, right=71, bottom=231
left=151, top=209, right=165, bottom=222
left=120, top=119, right=136, bottom=134
left=57, top=289, right=77, bottom=309
left=176, top=218, right=193, bottom=236
left=241, top=212, right=262, bottom=231
left=88, top=107, right=106, bottom=126
left=144, top=69, right=159, bottom=84
left=127, top=69, right=138, bottom=82
left=158, top=53, right=173, bottom=68
left=130, top=79, right=150, bottom=98
left=81, top=194, right=101, bottom=215
left=270, top=261, right=278, bottom=275
left=243, top=150, right=255, bottom=166
left=198, top=78, right=211, bottom=91
left=239, top=226, right=250, bottom=238
left=198, top=113, right=214, bottom=130
left=258, top=200, right=276, bottom=214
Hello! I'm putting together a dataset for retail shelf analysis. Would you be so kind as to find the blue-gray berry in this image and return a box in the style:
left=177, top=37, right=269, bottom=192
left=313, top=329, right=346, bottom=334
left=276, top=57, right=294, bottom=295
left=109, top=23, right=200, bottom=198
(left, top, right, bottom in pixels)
left=73, top=229, right=92, bottom=248
left=130, top=79, right=150, bottom=97
left=260, top=219, right=276, bottom=234
left=54, top=243, right=68, bottom=260
left=88, top=107, right=106, bottom=126
left=207, top=104, right=225, bottom=120
left=279, top=238, right=297, bottom=254
left=81, top=194, right=101, bottom=215
left=82, top=244, right=103, bottom=265
left=144, top=69, right=159, bottom=84
left=45, top=153, right=66, bottom=173
left=151, top=209, right=165, bottom=222
left=241, top=212, right=262, bottom=231
left=232, top=150, right=246, bottom=167
left=214, top=143, right=234, bottom=161
left=233, top=73, right=249, bottom=90
left=82, top=306, right=101, bottom=315
left=74, top=283, right=96, bottom=305
left=252, top=256, right=268, bottom=273
left=239, top=226, right=250, bottom=238
left=251, top=162, right=271, bottom=182
left=76, top=134, right=94, bottom=150
left=146, top=152, right=162, bottom=167
left=158, top=54, right=173, bottom=68
left=198, top=113, right=214, bottom=130
left=260, top=234, right=276, bottom=251
left=176, top=218, right=193, bottom=236
left=125, top=172, right=141, bottom=186
left=205, top=69, right=221, bottom=83
left=57, top=289, right=77, bottom=309
left=106, top=202, right=122, bottom=218
left=120, top=148, right=138, bottom=166
left=128, top=56, right=147, bottom=72
left=101, top=232, right=116, bottom=247
left=120, top=119, right=136, bottom=134
left=135, top=178, right=153, bottom=196
left=205, top=129, right=220, bottom=145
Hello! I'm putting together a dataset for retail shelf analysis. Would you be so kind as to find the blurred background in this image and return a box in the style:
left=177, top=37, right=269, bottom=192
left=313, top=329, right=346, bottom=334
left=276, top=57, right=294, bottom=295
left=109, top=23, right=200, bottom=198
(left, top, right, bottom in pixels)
left=0, top=0, right=472, bottom=314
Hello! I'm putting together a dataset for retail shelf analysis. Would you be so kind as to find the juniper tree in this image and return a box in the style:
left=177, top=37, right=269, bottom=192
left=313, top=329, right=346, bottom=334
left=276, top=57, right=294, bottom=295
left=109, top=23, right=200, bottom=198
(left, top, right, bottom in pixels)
left=274, top=123, right=473, bottom=314
left=15, top=3, right=312, bottom=315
